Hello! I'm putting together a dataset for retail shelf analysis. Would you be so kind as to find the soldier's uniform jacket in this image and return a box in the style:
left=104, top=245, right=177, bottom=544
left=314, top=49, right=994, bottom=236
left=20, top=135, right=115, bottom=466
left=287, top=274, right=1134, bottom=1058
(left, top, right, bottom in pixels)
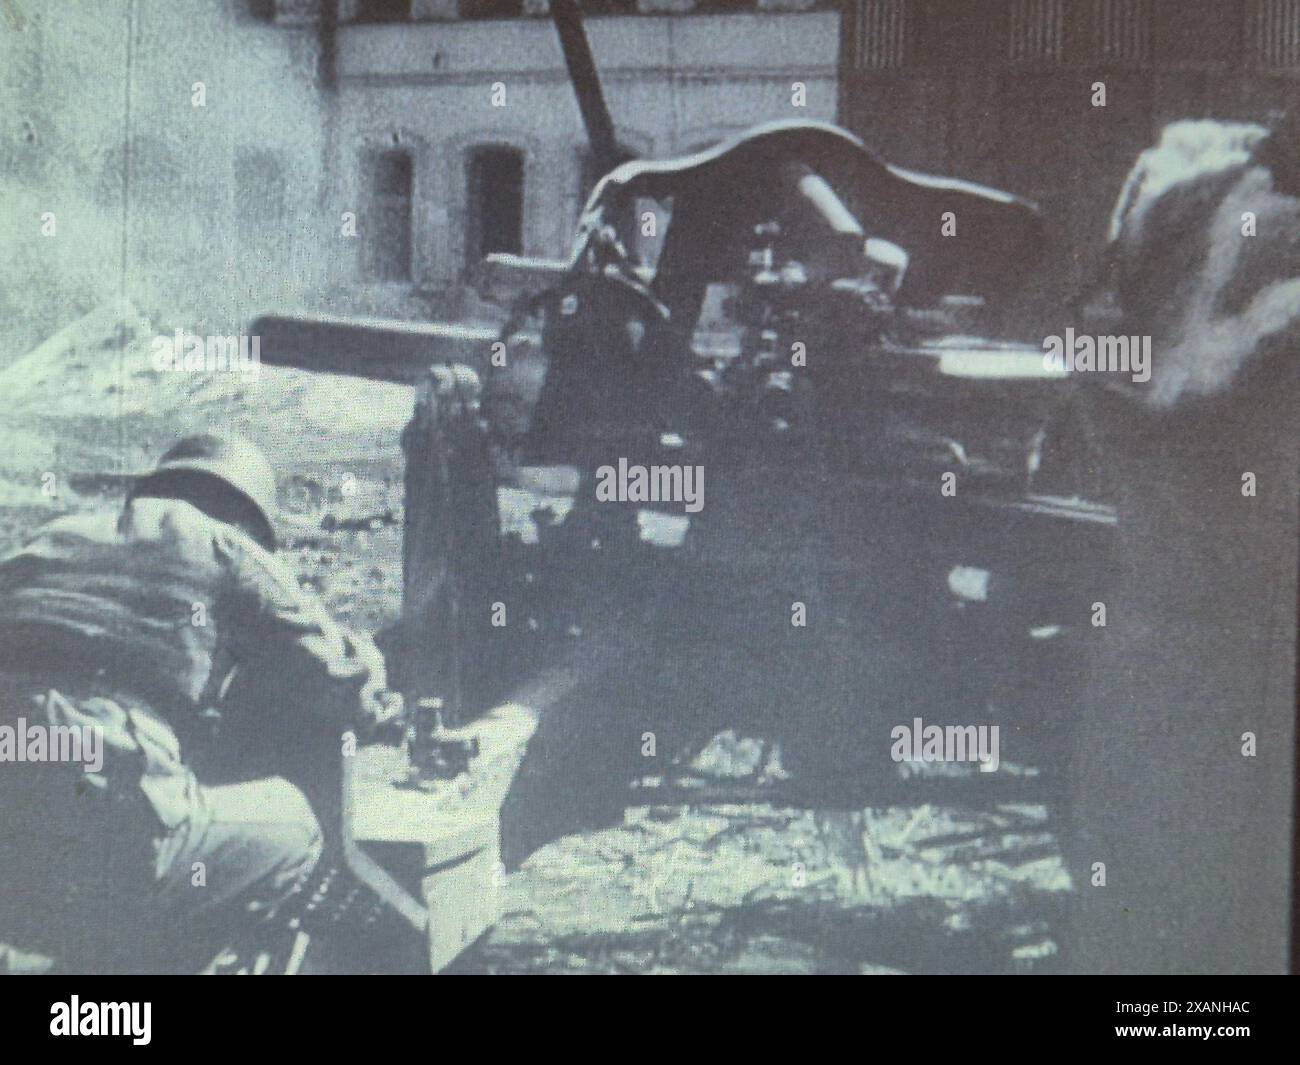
left=0, top=496, right=373, bottom=840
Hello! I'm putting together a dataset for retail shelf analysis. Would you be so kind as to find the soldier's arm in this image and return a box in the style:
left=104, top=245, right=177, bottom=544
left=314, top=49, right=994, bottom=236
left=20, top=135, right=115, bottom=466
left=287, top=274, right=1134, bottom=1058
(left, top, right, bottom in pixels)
left=214, top=530, right=373, bottom=701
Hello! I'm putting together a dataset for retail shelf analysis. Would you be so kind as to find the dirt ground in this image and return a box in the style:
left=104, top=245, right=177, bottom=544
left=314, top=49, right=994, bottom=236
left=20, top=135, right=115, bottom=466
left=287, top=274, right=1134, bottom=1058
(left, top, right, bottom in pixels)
left=0, top=313, right=1075, bottom=974
left=0, top=473, right=1071, bottom=975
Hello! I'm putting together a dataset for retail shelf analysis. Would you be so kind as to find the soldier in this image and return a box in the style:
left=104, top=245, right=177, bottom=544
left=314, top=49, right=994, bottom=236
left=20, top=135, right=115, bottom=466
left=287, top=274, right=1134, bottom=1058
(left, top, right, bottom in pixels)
left=0, top=432, right=396, bottom=973
left=1065, top=119, right=1300, bottom=974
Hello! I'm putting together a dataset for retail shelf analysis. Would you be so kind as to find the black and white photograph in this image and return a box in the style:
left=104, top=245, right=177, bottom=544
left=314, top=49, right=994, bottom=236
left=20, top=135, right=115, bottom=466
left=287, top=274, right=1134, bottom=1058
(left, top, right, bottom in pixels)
left=0, top=0, right=1296, bottom=1008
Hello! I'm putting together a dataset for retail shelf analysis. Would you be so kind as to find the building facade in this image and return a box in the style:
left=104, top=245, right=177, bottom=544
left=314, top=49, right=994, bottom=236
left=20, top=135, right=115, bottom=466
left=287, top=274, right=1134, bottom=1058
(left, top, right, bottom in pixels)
left=4, top=0, right=1298, bottom=347
left=318, top=1, right=840, bottom=295
left=1, top=0, right=839, bottom=340
left=1, top=0, right=332, bottom=354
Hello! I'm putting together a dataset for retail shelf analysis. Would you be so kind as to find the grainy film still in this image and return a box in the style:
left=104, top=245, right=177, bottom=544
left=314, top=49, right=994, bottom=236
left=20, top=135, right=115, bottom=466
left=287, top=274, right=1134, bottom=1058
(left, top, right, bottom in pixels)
left=0, top=0, right=1296, bottom=977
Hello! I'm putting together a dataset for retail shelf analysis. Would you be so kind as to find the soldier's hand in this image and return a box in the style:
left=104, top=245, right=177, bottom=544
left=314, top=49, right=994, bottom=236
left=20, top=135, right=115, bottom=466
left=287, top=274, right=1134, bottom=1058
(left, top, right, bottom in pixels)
left=360, top=686, right=405, bottom=743
left=344, top=628, right=388, bottom=687
left=343, top=628, right=404, bottom=739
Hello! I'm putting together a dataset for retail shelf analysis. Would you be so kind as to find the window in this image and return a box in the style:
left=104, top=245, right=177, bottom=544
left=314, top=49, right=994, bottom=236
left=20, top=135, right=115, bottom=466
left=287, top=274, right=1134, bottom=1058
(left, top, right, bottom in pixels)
left=362, top=148, right=414, bottom=282
left=95, top=136, right=186, bottom=210
left=466, top=146, right=524, bottom=266
left=235, top=148, right=287, bottom=225
left=1247, top=0, right=1300, bottom=67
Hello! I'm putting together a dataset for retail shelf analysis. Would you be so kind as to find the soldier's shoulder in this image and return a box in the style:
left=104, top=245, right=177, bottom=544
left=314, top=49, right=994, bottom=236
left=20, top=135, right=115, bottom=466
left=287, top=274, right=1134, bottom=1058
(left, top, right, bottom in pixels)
left=210, top=520, right=302, bottom=593
left=6, top=509, right=117, bottom=555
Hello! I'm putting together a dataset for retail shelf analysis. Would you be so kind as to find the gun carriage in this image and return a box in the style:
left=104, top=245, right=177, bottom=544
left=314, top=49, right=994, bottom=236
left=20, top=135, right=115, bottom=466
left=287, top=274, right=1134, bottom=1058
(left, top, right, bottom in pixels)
left=253, top=0, right=1117, bottom=970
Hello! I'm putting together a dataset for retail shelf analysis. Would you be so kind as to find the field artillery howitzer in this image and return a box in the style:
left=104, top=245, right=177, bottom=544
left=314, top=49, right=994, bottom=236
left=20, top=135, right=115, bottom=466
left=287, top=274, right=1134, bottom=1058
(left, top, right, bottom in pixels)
left=253, top=118, right=1121, bottom=735
left=255, top=0, right=1117, bottom=750
left=251, top=0, right=1120, bottom=970
left=253, top=149, right=1121, bottom=809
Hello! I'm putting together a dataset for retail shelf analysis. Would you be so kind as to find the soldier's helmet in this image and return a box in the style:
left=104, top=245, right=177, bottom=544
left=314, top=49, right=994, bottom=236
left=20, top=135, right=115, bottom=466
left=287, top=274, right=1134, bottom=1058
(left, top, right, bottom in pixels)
left=133, top=432, right=278, bottom=550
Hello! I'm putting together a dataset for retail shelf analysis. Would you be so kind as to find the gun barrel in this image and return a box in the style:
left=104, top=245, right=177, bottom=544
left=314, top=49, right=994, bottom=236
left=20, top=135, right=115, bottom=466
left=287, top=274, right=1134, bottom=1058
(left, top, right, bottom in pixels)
left=550, top=0, right=620, bottom=177
left=252, top=313, right=501, bottom=385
